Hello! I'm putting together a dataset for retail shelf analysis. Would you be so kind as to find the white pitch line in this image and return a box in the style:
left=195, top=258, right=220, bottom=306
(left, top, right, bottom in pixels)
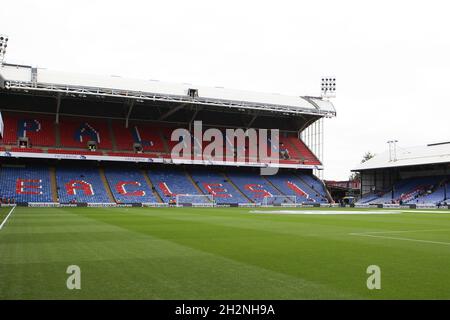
left=408, top=210, right=450, bottom=214
left=250, top=210, right=402, bottom=215
left=349, top=233, right=450, bottom=246
left=349, top=228, right=450, bottom=235
left=0, top=206, right=16, bottom=230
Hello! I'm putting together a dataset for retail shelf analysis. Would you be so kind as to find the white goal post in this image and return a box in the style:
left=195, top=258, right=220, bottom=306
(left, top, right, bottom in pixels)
left=262, top=195, right=297, bottom=206
left=175, top=194, right=215, bottom=207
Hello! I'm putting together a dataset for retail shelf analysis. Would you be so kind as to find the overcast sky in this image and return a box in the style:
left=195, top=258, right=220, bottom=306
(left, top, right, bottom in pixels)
left=1, top=0, right=449, bottom=180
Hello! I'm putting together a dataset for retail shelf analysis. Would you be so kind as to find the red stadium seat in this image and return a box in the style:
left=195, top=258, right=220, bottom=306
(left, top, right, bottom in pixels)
left=113, top=122, right=166, bottom=153
left=161, top=125, right=184, bottom=152
left=286, top=136, right=321, bottom=165
left=10, top=147, right=44, bottom=153
left=107, top=152, right=157, bottom=158
left=112, top=122, right=135, bottom=151
left=48, top=149, right=104, bottom=156
left=1, top=113, right=56, bottom=147
left=59, top=117, right=112, bottom=150
left=279, top=136, right=302, bottom=160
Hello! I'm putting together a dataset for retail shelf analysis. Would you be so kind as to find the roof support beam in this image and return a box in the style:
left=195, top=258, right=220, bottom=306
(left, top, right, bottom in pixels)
left=188, top=106, right=203, bottom=132
left=125, top=100, right=135, bottom=128
left=55, top=93, right=61, bottom=124
left=158, top=103, right=185, bottom=121
left=246, top=114, right=258, bottom=128
left=4, top=81, right=336, bottom=118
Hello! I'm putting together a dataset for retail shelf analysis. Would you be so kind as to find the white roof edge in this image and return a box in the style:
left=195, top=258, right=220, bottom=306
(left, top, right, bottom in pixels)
left=0, top=63, right=336, bottom=115
left=353, top=143, right=450, bottom=171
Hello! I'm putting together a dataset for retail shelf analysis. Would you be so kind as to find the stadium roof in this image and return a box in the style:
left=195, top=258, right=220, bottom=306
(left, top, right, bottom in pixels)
left=0, top=63, right=336, bottom=117
left=353, top=142, right=450, bottom=171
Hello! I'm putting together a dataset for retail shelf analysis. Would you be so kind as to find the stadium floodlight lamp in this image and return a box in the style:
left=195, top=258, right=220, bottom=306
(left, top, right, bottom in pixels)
left=387, top=140, right=399, bottom=162
left=0, top=34, right=8, bottom=64
left=321, top=77, right=336, bottom=98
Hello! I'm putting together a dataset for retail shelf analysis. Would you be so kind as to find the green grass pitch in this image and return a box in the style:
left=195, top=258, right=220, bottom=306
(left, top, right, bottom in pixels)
left=1, top=206, right=450, bottom=299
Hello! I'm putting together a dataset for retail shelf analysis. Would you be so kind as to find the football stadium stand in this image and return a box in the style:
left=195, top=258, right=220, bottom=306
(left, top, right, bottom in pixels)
left=359, top=175, right=449, bottom=205
left=0, top=164, right=331, bottom=204
left=0, top=112, right=322, bottom=164
left=0, top=62, right=336, bottom=207
left=0, top=162, right=330, bottom=203
left=354, top=143, right=450, bottom=205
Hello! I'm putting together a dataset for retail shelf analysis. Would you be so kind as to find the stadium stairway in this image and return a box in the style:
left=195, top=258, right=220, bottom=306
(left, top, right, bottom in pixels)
left=185, top=170, right=207, bottom=195
left=189, top=169, right=248, bottom=204
left=108, top=119, right=118, bottom=151
left=147, top=168, right=206, bottom=203
left=99, top=168, right=116, bottom=203
left=50, top=167, right=58, bottom=202
left=160, top=130, right=171, bottom=154
left=226, top=171, right=288, bottom=204
left=324, top=185, right=334, bottom=203
left=223, top=172, right=254, bottom=203
left=266, top=173, right=328, bottom=203
left=296, top=173, right=332, bottom=203
left=104, top=168, right=159, bottom=203
left=263, top=175, right=287, bottom=196
left=55, top=121, right=61, bottom=147
left=142, top=170, right=163, bottom=203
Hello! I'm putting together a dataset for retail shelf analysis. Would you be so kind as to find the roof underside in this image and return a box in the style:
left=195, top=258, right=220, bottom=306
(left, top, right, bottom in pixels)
left=0, top=64, right=336, bottom=118
left=353, top=143, right=450, bottom=171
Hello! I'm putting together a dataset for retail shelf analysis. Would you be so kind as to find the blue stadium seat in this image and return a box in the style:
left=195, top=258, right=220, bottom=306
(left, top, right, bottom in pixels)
left=56, top=167, right=112, bottom=203
left=104, top=168, right=158, bottom=203
left=0, top=166, right=53, bottom=203
left=148, top=168, right=204, bottom=203
left=226, top=171, right=281, bottom=203
left=266, top=172, right=328, bottom=203
left=189, top=169, right=248, bottom=204
left=297, top=172, right=329, bottom=202
left=364, top=175, right=448, bottom=205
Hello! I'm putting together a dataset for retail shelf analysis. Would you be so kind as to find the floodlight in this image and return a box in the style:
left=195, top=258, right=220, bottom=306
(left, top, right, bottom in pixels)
left=0, top=34, right=9, bottom=64
left=387, top=140, right=399, bottom=162
left=321, top=77, right=336, bottom=98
